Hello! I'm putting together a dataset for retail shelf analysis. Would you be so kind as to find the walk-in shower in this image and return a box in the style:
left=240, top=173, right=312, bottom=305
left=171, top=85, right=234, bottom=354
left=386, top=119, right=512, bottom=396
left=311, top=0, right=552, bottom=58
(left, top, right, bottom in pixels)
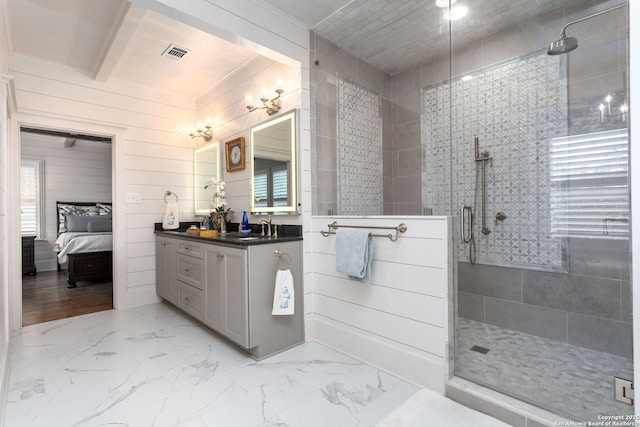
left=312, top=0, right=631, bottom=422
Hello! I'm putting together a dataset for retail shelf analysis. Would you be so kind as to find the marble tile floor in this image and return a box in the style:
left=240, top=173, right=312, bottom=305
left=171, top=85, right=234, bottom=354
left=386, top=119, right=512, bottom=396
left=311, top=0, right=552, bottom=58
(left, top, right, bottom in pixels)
left=456, top=317, right=634, bottom=423
left=6, top=303, right=509, bottom=427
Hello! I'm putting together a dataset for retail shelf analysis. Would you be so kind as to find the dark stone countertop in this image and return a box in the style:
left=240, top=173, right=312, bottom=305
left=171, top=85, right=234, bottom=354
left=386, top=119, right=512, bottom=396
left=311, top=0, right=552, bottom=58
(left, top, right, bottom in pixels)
left=154, top=222, right=302, bottom=247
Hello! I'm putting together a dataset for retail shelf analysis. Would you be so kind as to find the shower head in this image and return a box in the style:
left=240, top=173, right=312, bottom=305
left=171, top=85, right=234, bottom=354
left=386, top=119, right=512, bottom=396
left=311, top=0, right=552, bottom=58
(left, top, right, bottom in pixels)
left=546, top=3, right=626, bottom=56
left=547, top=34, right=578, bottom=55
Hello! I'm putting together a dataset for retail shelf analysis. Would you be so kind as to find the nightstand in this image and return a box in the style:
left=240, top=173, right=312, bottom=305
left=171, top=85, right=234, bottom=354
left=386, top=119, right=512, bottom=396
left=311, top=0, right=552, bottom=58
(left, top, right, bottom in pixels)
left=22, top=236, right=36, bottom=276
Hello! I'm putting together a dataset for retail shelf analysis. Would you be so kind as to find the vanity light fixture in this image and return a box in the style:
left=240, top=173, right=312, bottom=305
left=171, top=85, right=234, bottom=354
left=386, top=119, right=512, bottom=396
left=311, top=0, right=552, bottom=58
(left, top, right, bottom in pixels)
left=246, top=79, right=284, bottom=115
left=189, top=117, right=213, bottom=141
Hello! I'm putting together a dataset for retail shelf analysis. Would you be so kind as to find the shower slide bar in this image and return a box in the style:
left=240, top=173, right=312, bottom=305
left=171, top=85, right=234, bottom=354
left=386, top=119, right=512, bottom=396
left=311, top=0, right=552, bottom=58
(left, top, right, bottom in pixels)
left=474, top=136, right=492, bottom=235
left=320, top=221, right=408, bottom=242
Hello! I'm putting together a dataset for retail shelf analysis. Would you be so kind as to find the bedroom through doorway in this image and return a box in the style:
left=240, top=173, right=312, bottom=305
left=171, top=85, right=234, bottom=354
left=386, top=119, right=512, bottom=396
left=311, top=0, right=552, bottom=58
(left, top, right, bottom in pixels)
left=19, top=127, right=113, bottom=326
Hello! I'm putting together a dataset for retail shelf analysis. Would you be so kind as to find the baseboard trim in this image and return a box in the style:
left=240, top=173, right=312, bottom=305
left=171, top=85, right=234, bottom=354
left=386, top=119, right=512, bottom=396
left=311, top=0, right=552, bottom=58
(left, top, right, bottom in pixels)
left=309, top=316, right=446, bottom=394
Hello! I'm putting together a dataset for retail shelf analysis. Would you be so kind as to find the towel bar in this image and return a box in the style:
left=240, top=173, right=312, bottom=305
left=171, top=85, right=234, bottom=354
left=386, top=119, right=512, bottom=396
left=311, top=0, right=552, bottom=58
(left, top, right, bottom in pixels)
left=320, top=221, right=407, bottom=242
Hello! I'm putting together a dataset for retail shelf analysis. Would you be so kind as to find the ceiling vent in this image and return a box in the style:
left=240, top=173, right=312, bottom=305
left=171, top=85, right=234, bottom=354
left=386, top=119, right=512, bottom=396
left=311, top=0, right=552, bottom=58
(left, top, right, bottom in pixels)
left=162, top=44, right=191, bottom=61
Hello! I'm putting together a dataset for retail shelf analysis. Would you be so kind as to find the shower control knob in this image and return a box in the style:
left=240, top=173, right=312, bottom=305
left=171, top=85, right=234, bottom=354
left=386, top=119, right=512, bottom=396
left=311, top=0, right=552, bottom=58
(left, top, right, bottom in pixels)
left=495, top=212, right=507, bottom=225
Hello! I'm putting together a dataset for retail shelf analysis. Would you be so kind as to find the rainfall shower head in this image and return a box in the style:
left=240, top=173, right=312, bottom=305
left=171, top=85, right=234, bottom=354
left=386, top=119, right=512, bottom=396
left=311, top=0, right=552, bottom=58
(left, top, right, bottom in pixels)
left=546, top=3, right=626, bottom=56
left=547, top=33, right=578, bottom=55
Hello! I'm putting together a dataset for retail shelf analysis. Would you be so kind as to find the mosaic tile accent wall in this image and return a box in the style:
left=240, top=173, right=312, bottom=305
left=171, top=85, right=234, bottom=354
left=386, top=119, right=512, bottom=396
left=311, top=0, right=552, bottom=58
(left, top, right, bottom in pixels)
left=422, top=52, right=568, bottom=268
left=337, top=76, right=384, bottom=215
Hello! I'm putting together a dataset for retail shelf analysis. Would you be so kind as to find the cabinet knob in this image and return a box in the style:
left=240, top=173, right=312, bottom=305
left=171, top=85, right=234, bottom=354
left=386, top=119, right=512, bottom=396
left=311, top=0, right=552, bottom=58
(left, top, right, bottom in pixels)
left=184, top=246, right=191, bottom=251
left=217, top=253, right=224, bottom=260
left=184, top=296, right=192, bottom=304
left=184, top=268, right=192, bottom=274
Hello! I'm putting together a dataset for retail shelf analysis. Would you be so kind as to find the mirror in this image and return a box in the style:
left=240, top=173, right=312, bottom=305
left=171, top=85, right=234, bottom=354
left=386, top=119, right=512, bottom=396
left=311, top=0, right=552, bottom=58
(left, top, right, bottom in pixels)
left=194, top=141, right=220, bottom=215
left=251, top=110, right=298, bottom=214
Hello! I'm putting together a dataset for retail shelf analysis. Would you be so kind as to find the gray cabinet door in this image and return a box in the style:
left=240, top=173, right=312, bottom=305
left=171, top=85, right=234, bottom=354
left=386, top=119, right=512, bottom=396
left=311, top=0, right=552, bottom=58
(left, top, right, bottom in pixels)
left=204, top=245, right=224, bottom=331
left=156, top=237, right=178, bottom=303
left=222, top=246, right=248, bottom=347
left=204, top=245, right=249, bottom=347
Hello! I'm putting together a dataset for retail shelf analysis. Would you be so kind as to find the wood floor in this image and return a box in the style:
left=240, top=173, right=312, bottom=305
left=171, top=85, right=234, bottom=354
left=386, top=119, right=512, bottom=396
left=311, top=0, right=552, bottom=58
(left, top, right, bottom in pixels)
left=22, top=271, right=113, bottom=326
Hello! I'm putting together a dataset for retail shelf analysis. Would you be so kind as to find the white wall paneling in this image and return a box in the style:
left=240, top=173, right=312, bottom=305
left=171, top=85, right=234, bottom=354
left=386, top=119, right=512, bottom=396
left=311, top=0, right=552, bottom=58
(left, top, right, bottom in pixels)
left=8, top=55, right=197, bottom=329
left=309, top=215, right=452, bottom=393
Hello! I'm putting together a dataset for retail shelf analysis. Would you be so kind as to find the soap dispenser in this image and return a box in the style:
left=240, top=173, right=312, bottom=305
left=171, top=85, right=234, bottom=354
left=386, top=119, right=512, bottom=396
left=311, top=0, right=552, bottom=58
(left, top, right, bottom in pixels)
left=241, top=210, right=249, bottom=231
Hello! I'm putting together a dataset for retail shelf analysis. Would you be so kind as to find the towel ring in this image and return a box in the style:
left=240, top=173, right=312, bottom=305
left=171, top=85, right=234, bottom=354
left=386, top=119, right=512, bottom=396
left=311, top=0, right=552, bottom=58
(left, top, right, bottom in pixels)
left=164, top=190, right=178, bottom=203
left=274, top=249, right=292, bottom=270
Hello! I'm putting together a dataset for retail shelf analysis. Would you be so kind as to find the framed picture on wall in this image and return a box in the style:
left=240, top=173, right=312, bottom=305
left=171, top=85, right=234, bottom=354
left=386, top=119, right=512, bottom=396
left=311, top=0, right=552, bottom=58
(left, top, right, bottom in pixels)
left=225, top=137, right=245, bottom=172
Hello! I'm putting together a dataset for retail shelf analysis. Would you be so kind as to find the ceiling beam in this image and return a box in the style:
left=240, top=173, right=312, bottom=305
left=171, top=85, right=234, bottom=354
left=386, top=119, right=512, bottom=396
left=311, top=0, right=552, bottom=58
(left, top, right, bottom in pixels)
left=93, top=3, right=146, bottom=82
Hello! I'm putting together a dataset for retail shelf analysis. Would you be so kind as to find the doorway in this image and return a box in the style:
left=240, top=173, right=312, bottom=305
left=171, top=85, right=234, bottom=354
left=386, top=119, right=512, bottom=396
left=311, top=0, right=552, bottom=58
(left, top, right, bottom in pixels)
left=19, top=127, right=114, bottom=325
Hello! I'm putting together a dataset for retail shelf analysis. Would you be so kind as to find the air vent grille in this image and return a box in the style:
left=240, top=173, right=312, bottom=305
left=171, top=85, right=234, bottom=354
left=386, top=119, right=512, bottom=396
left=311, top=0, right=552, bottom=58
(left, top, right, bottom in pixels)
left=162, top=44, right=191, bottom=61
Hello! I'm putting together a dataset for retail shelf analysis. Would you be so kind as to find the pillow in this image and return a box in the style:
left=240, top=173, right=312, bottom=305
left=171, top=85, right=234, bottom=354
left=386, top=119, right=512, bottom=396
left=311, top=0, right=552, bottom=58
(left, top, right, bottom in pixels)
left=87, top=220, right=112, bottom=232
left=58, top=204, right=99, bottom=233
left=97, top=203, right=113, bottom=216
left=65, top=214, right=111, bottom=232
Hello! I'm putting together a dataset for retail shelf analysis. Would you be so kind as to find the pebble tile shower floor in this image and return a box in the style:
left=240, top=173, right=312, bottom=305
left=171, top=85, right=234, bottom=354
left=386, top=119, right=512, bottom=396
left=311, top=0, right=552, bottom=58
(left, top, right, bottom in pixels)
left=456, top=317, right=634, bottom=422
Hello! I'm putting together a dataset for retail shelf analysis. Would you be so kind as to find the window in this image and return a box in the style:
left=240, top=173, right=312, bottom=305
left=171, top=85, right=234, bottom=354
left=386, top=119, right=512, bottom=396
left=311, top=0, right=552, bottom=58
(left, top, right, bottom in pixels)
left=253, top=162, right=289, bottom=208
left=550, top=129, right=629, bottom=238
left=20, top=160, right=44, bottom=238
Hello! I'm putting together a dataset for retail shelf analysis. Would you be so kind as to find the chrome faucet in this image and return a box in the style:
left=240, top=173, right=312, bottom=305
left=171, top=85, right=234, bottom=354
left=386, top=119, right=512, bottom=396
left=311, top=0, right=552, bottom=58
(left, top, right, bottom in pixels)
left=257, top=215, right=272, bottom=237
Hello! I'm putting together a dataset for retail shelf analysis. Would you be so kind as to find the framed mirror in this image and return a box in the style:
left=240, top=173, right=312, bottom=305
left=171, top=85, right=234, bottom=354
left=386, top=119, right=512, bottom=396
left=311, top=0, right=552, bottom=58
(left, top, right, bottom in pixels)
left=250, top=110, right=298, bottom=214
left=194, top=141, right=220, bottom=215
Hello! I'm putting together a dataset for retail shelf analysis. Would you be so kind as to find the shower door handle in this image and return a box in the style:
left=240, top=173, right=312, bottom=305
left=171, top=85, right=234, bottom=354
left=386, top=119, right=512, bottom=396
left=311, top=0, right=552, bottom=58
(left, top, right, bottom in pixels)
left=460, top=205, right=473, bottom=243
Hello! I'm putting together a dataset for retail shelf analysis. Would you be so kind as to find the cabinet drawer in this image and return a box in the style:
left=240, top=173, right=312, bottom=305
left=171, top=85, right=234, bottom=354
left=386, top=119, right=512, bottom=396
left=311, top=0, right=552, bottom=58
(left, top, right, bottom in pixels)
left=177, top=254, right=204, bottom=290
left=176, top=240, right=203, bottom=258
left=178, top=282, right=204, bottom=318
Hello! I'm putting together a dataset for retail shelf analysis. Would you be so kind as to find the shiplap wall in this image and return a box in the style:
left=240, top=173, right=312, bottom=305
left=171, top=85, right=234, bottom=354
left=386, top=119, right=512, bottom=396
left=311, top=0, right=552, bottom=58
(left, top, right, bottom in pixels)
left=196, top=55, right=302, bottom=225
left=20, top=133, right=112, bottom=271
left=310, top=216, right=452, bottom=393
left=11, top=53, right=197, bottom=309
left=7, top=0, right=312, bottom=317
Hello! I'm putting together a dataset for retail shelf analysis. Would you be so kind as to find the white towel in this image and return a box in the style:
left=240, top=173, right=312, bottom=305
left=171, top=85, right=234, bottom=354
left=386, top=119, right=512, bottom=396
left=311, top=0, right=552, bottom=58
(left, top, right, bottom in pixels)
left=272, top=269, right=294, bottom=315
left=335, top=229, right=373, bottom=283
left=162, top=200, right=179, bottom=230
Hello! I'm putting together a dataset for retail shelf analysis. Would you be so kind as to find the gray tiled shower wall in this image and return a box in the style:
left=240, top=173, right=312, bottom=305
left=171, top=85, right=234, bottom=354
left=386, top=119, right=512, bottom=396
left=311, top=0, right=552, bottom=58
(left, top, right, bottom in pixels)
left=310, top=32, right=424, bottom=216
left=458, top=236, right=632, bottom=358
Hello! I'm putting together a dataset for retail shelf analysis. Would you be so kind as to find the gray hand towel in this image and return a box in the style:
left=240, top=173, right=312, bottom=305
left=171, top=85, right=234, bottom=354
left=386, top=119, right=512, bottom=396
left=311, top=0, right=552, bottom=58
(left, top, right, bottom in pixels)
left=335, top=229, right=373, bottom=282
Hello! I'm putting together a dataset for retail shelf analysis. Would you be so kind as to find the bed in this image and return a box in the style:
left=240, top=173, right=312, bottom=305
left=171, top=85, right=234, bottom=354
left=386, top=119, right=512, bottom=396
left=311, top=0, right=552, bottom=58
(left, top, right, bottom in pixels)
left=53, top=201, right=113, bottom=288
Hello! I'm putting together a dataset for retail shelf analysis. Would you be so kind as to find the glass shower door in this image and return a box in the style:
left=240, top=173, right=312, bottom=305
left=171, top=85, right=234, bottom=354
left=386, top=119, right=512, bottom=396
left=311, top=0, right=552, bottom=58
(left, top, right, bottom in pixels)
left=439, top=0, right=632, bottom=421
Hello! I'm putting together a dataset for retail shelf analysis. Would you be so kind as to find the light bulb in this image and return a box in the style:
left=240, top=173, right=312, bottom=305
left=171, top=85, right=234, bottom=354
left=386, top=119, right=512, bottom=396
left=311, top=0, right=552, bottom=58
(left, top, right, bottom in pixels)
left=444, top=5, right=468, bottom=20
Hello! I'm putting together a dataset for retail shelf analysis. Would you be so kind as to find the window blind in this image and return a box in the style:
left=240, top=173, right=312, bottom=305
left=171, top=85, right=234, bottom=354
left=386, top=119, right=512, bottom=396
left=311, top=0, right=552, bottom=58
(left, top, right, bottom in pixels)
left=20, top=160, right=43, bottom=237
left=254, top=171, right=268, bottom=208
left=550, top=129, right=629, bottom=238
left=254, top=166, right=288, bottom=208
left=272, top=168, right=288, bottom=207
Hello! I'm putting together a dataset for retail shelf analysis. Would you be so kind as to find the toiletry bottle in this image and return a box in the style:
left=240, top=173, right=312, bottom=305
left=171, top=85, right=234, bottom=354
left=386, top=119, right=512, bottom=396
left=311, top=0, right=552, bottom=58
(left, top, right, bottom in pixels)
left=242, top=210, right=249, bottom=231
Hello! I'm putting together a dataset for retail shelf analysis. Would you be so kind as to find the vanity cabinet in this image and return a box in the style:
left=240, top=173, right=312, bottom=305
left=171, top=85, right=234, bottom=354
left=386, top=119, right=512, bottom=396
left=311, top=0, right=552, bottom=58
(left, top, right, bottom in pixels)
left=155, top=232, right=304, bottom=360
